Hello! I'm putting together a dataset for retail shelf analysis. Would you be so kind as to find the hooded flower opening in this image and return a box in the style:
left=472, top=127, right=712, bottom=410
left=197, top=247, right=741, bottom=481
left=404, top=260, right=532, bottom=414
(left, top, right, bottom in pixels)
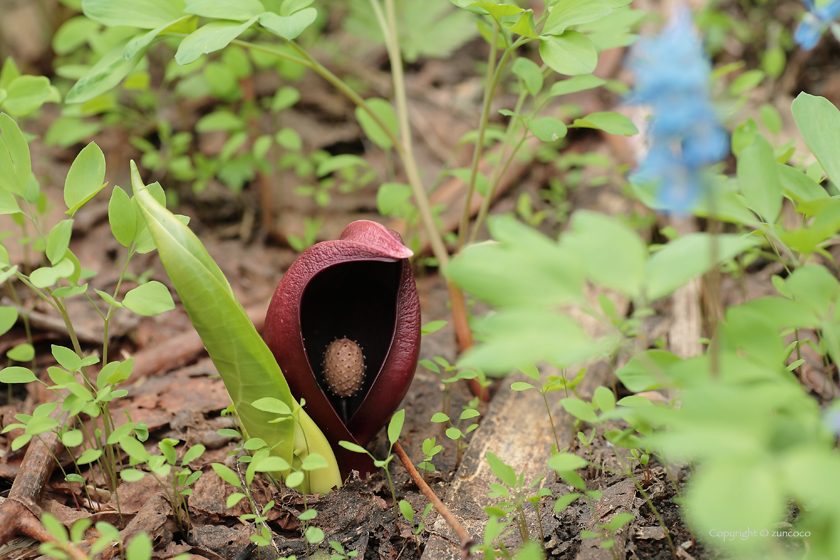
left=301, top=260, right=402, bottom=423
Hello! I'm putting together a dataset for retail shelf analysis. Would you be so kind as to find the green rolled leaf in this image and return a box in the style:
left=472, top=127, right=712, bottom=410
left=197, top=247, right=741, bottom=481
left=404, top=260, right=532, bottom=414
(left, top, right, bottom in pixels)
left=130, top=162, right=340, bottom=494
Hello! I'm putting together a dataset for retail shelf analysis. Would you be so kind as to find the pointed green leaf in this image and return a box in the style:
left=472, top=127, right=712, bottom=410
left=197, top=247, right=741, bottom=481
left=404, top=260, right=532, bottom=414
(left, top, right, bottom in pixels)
left=737, top=134, right=782, bottom=223
left=83, top=0, right=186, bottom=29
left=64, top=142, right=106, bottom=215
left=175, top=18, right=259, bottom=65
left=258, top=9, right=317, bottom=40
left=539, top=32, right=597, bottom=76
left=0, top=113, right=31, bottom=196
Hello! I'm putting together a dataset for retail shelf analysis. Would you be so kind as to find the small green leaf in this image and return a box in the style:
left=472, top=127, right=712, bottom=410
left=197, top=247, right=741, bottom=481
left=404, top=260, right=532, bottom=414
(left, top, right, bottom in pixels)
left=571, top=112, right=638, bottom=136
left=338, top=441, right=369, bottom=455
left=64, top=142, right=106, bottom=215
left=2, top=76, right=60, bottom=118
left=421, top=320, right=447, bottom=335
left=560, top=398, right=597, bottom=423
left=399, top=500, right=414, bottom=523
left=0, top=113, right=31, bottom=196
left=486, top=452, right=516, bottom=487
left=543, top=0, right=612, bottom=35
left=512, top=57, right=543, bottom=96
left=227, top=493, right=246, bottom=507
left=737, top=134, right=782, bottom=223
left=77, top=448, right=103, bottom=465
left=538, top=32, right=597, bottom=76
left=388, top=409, right=405, bottom=445
left=295, top=453, right=328, bottom=473
left=212, top=463, right=242, bottom=487
left=792, top=93, right=840, bottom=188
left=0, top=306, right=18, bottom=336
left=182, top=444, right=205, bottom=465
left=122, top=281, right=175, bottom=316
left=548, top=453, right=588, bottom=472
left=528, top=117, right=567, bottom=142
left=108, top=186, right=136, bottom=247
left=52, top=345, right=83, bottom=372
left=511, top=381, right=536, bottom=391
left=355, top=98, right=399, bottom=149
left=7, top=343, right=34, bottom=362
left=305, top=526, right=324, bottom=544
left=183, top=0, right=264, bottom=20
left=0, top=366, right=37, bottom=383
left=119, top=435, right=151, bottom=462
left=175, top=18, right=260, bottom=66
left=126, top=533, right=151, bottom=560
left=258, top=9, right=318, bottom=40
left=299, top=509, right=317, bottom=521
left=271, top=87, right=300, bottom=113
left=254, top=456, right=292, bottom=472
left=554, top=492, right=580, bottom=512
left=549, top=75, right=606, bottom=97
left=286, top=471, right=305, bottom=488
left=46, top=220, right=74, bottom=265
left=430, top=412, right=450, bottom=423
left=377, top=182, right=412, bottom=216
left=83, top=0, right=186, bottom=28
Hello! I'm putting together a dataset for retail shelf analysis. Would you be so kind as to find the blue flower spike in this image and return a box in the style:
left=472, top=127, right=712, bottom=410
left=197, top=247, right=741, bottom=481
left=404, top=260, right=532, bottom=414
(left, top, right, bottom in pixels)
left=795, top=0, right=840, bottom=51
left=627, top=6, right=728, bottom=213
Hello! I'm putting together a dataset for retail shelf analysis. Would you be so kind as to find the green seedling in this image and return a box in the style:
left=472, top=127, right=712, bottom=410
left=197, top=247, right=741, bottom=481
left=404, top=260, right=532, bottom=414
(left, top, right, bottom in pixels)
left=484, top=452, right=551, bottom=544
left=329, top=540, right=359, bottom=560
left=417, top=437, right=443, bottom=482
left=119, top=437, right=204, bottom=534
left=430, top=397, right=480, bottom=470
left=399, top=500, right=433, bottom=556
left=340, top=409, right=406, bottom=531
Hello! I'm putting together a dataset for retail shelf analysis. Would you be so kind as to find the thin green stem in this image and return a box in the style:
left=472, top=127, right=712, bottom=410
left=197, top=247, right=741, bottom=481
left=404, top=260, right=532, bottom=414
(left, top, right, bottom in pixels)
left=378, top=0, right=450, bottom=265
left=469, top=89, right=528, bottom=244
left=457, top=36, right=512, bottom=250
left=542, top=392, right=561, bottom=454
left=613, top=452, right=677, bottom=560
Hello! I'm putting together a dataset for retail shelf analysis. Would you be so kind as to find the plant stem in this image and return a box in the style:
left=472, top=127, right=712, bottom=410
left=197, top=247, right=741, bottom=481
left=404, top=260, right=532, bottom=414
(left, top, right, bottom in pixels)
left=542, top=393, right=561, bottom=454
left=469, top=91, right=528, bottom=244
left=456, top=20, right=501, bottom=250
left=613, top=452, right=676, bottom=560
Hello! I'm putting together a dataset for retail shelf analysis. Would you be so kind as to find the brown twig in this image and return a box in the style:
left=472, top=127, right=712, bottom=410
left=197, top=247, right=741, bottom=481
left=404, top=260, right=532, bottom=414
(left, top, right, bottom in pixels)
left=393, top=441, right=474, bottom=559
left=0, top=408, right=87, bottom=558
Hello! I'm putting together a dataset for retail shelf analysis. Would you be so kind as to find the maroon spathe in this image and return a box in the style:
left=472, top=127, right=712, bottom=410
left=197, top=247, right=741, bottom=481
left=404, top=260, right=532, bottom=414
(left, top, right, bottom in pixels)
left=264, top=220, right=420, bottom=478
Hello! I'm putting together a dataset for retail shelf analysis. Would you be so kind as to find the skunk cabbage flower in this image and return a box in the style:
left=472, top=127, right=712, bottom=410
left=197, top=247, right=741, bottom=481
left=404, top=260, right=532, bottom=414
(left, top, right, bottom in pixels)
left=265, top=221, right=420, bottom=477
left=796, top=0, right=840, bottom=50
left=627, top=6, right=728, bottom=212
